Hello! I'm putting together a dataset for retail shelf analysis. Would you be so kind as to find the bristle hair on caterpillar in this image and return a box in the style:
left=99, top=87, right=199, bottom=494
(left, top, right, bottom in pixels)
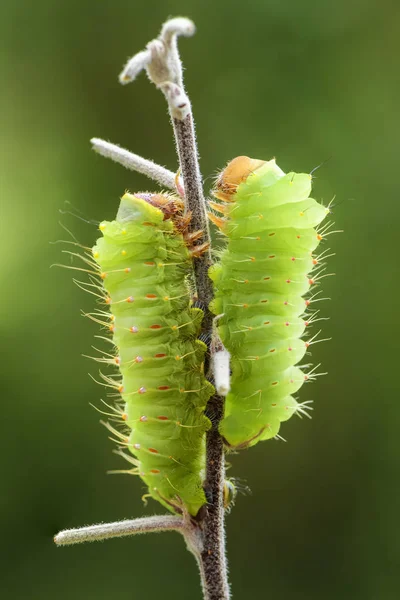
left=209, top=156, right=331, bottom=449
left=90, top=191, right=214, bottom=517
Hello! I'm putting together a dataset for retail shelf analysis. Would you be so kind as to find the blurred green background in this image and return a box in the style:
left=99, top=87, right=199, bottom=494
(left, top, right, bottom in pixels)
left=1, top=0, right=398, bottom=598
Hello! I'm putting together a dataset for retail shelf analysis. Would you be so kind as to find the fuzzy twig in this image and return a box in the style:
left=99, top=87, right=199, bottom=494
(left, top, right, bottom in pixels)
left=54, top=515, right=185, bottom=546
left=119, top=18, right=229, bottom=600
left=91, top=138, right=177, bottom=190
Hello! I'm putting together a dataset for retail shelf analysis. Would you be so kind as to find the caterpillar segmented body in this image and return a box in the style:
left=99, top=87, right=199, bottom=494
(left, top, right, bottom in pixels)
left=209, top=156, right=330, bottom=449
left=92, top=192, right=213, bottom=516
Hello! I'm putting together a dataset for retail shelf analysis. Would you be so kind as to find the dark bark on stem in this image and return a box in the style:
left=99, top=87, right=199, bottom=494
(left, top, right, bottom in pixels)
left=172, top=115, right=214, bottom=335
left=171, top=113, right=229, bottom=599
left=201, top=394, right=229, bottom=600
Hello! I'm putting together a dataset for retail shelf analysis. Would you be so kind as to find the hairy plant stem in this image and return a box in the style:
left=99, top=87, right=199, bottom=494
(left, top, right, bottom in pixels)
left=55, top=18, right=230, bottom=600
left=90, top=138, right=177, bottom=190
left=172, top=115, right=214, bottom=334
left=54, top=516, right=185, bottom=546
left=170, top=108, right=229, bottom=600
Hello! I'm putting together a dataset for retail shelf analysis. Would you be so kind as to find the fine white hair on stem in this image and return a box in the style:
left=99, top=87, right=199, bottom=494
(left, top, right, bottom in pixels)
left=54, top=515, right=185, bottom=546
left=119, top=49, right=151, bottom=85
left=159, top=82, right=191, bottom=119
left=90, top=138, right=177, bottom=190
left=119, top=17, right=195, bottom=87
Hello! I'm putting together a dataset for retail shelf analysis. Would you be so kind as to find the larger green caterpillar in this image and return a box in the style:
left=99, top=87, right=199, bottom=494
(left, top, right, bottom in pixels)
left=209, top=156, right=330, bottom=449
left=91, top=192, right=213, bottom=516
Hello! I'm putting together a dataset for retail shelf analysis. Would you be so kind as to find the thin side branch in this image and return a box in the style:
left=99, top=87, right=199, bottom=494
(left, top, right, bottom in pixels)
left=54, top=515, right=184, bottom=546
left=91, top=138, right=177, bottom=190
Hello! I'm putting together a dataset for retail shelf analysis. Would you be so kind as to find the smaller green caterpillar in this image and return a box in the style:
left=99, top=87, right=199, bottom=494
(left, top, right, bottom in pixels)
left=209, top=156, right=330, bottom=449
left=91, top=192, right=214, bottom=516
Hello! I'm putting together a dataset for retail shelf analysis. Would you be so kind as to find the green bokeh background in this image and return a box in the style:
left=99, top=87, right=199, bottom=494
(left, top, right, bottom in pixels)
left=1, top=1, right=398, bottom=598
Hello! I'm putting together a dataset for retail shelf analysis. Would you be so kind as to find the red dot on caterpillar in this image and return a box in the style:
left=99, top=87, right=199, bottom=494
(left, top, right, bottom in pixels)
left=312, top=258, right=318, bottom=265
left=269, top=255, right=275, bottom=259
left=109, top=325, right=115, bottom=332
left=261, top=299, right=268, bottom=303
left=130, top=326, right=138, bottom=333
left=305, top=342, right=310, bottom=348
left=264, top=321, right=270, bottom=325
left=150, top=469, right=160, bottom=474
left=148, top=448, right=159, bottom=454
left=286, top=279, right=291, bottom=284
left=118, top=385, right=124, bottom=393
left=304, top=321, right=310, bottom=327
left=269, top=349, right=275, bottom=353
left=285, top=322, right=290, bottom=327
left=139, top=415, right=148, bottom=422
left=158, top=386, right=170, bottom=390
left=144, top=261, right=155, bottom=266
left=155, top=353, right=167, bottom=358
left=250, top=257, right=256, bottom=262
left=122, top=413, right=128, bottom=421
left=264, top=277, right=270, bottom=281
left=114, top=356, right=121, bottom=365
left=242, top=303, right=248, bottom=308
left=305, top=299, right=311, bottom=306
left=308, top=278, right=315, bottom=285
left=146, top=294, right=157, bottom=299
left=138, top=387, right=146, bottom=394
left=105, top=297, right=111, bottom=304
left=157, top=416, right=169, bottom=421
left=124, top=267, right=131, bottom=273
left=135, top=356, right=143, bottom=363
left=297, top=235, right=301, bottom=239
left=317, top=234, right=323, bottom=240
left=150, top=324, right=162, bottom=329
left=291, top=257, right=296, bottom=262
left=271, top=381, right=278, bottom=386
left=100, top=272, right=107, bottom=279
left=288, top=347, right=292, bottom=351
left=126, top=296, right=134, bottom=303
left=284, top=301, right=288, bottom=305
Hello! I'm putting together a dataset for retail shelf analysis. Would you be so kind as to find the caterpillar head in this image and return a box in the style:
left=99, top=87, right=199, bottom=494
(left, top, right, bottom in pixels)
left=117, top=192, right=208, bottom=256
left=209, top=156, right=285, bottom=230
left=213, top=156, right=267, bottom=203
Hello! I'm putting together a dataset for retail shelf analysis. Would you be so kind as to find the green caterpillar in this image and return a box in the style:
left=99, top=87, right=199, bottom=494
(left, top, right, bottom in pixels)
left=91, top=192, right=213, bottom=516
left=209, top=156, right=330, bottom=449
